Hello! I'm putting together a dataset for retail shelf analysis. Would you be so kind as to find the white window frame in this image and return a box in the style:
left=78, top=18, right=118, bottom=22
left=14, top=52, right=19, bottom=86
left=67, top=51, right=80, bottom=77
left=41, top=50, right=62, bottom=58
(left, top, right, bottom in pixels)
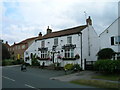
left=54, top=38, right=58, bottom=46
left=115, top=36, right=120, bottom=45
left=64, top=49, right=74, bottom=58
left=41, top=41, right=45, bottom=47
left=41, top=50, right=47, bottom=58
left=67, top=36, right=72, bottom=44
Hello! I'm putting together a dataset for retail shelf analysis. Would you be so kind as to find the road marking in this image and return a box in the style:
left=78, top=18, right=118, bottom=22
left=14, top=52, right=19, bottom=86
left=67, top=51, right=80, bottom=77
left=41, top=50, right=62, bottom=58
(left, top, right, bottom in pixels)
left=25, top=84, right=40, bottom=90
left=25, top=84, right=36, bottom=88
left=2, top=76, right=15, bottom=82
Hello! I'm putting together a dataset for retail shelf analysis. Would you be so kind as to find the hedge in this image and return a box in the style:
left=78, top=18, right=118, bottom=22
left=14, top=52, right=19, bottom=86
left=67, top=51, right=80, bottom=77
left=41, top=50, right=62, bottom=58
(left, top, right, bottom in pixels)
left=94, top=60, right=120, bottom=73
left=2, top=59, right=24, bottom=66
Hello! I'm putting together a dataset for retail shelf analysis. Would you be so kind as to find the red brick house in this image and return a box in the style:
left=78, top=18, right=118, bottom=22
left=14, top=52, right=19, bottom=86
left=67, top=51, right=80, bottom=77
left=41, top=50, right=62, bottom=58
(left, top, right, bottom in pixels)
left=7, top=32, right=42, bottom=60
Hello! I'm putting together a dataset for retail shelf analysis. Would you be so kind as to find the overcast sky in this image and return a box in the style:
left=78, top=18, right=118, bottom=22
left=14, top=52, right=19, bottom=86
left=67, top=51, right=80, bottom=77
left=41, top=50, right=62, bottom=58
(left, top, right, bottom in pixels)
left=1, top=0, right=119, bottom=45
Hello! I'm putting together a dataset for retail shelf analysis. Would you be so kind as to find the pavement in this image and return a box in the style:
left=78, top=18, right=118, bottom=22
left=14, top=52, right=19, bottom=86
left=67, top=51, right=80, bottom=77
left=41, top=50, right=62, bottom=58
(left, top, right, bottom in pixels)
left=50, top=70, right=120, bottom=84
left=2, top=65, right=96, bottom=89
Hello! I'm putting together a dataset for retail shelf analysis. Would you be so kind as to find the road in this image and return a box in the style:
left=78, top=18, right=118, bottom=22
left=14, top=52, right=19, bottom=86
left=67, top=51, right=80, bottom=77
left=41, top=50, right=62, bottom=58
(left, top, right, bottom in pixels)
left=2, top=65, right=95, bottom=89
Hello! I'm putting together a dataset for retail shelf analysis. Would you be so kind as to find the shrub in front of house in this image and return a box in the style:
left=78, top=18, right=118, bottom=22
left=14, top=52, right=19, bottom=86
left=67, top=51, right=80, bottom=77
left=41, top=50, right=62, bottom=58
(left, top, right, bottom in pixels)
left=72, top=64, right=82, bottom=71
left=64, top=64, right=74, bottom=71
left=94, top=59, right=120, bottom=73
left=97, top=48, right=114, bottom=60
left=31, top=54, right=40, bottom=66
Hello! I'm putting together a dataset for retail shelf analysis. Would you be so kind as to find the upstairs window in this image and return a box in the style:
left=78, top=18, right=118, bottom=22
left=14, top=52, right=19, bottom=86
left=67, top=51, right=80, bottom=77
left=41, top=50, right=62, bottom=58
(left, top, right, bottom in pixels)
left=115, top=36, right=120, bottom=44
left=111, top=37, right=114, bottom=45
left=22, top=45, right=25, bottom=49
left=18, top=46, right=20, bottom=49
left=111, top=36, right=120, bottom=45
left=41, top=41, right=45, bottom=47
left=67, top=36, right=72, bottom=44
left=54, top=38, right=58, bottom=46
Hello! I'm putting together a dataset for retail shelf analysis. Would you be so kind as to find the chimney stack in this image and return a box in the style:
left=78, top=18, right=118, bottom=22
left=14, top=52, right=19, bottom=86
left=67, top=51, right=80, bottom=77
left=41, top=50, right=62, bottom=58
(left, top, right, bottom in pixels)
left=39, top=32, right=42, bottom=37
left=86, top=16, right=92, bottom=25
left=6, top=41, right=8, bottom=44
left=47, top=26, right=52, bottom=34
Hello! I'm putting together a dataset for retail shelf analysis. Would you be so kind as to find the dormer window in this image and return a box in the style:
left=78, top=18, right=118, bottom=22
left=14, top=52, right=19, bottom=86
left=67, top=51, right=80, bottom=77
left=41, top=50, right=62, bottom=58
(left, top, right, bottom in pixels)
left=54, top=38, right=58, bottom=46
left=67, top=36, right=72, bottom=44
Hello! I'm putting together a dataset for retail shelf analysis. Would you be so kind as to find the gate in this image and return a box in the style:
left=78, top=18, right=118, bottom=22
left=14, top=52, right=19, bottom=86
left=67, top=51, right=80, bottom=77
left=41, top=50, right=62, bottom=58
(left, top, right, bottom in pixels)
left=84, top=59, right=96, bottom=70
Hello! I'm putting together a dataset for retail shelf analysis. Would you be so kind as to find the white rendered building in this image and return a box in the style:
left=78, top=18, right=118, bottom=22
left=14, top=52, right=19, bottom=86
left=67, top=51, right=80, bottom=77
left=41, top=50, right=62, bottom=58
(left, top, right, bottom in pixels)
left=99, top=17, right=120, bottom=60
left=24, top=16, right=99, bottom=69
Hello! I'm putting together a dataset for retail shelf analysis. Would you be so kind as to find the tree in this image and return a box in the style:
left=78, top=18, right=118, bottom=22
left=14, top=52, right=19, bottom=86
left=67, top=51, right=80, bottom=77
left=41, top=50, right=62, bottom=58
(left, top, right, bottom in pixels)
left=97, top=48, right=114, bottom=60
left=2, top=43, right=10, bottom=60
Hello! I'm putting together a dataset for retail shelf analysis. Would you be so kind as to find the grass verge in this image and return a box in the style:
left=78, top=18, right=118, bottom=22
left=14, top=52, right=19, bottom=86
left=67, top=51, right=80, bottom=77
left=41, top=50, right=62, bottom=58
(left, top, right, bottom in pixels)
left=70, top=79, right=120, bottom=89
left=92, top=74, right=120, bottom=81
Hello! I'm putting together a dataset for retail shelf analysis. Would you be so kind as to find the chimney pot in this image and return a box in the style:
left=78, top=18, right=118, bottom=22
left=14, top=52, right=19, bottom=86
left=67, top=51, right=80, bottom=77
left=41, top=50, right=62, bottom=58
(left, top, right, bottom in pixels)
left=39, top=32, right=42, bottom=37
left=86, top=16, right=92, bottom=25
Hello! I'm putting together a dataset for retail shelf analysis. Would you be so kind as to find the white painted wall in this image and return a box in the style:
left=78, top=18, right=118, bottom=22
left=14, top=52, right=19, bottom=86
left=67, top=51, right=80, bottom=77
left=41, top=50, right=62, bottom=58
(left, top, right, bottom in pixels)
left=24, top=25, right=99, bottom=69
left=99, top=17, right=120, bottom=53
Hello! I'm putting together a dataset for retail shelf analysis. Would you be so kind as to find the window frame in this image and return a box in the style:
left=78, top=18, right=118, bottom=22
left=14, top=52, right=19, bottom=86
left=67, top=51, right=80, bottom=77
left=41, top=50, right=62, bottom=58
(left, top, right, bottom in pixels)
left=67, top=36, right=72, bottom=44
left=54, top=38, right=58, bottom=46
left=64, top=49, right=74, bottom=58
left=41, top=41, right=45, bottom=47
left=41, top=50, right=47, bottom=58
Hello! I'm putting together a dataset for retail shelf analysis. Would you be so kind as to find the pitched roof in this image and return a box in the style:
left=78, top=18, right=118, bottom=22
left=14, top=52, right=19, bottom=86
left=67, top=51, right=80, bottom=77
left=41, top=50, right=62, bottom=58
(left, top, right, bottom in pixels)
left=37, top=25, right=87, bottom=40
left=11, top=36, right=39, bottom=47
left=4, top=43, right=10, bottom=48
left=99, top=17, right=120, bottom=36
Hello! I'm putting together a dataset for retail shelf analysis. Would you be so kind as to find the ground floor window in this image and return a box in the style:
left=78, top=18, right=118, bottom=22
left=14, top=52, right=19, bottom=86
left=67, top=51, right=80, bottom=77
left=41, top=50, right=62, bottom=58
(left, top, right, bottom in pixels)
left=64, top=49, right=74, bottom=58
left=41, top=50, right=47, bottom=58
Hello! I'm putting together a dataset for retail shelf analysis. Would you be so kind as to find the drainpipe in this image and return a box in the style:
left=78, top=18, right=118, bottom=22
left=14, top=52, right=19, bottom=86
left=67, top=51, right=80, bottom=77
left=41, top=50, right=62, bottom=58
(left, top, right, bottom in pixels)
left=79, top=32, right=83, bottom=70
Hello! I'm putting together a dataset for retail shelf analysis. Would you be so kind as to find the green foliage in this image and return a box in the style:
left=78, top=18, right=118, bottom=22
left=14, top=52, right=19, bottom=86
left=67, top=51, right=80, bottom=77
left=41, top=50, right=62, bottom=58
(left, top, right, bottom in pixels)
left=97, top=48, right=114, bottom=60
left=64, top=64, right=74, bottom=70
left=72, top=64, right=81, bottom=71
left=31, top=54, right=40, bottom=66
left=94, top=59, right=120, bottom=73
left=75, top=54, right=80, bottom=59
left=2, top=59, right=13, bottom=66
left=64, top=63, right=81, bottom=72
left=12, top=59, right=24, bottom=65
left=2, top=43, right=10, bottom=60
left=2, top=59, right=24, bottom=66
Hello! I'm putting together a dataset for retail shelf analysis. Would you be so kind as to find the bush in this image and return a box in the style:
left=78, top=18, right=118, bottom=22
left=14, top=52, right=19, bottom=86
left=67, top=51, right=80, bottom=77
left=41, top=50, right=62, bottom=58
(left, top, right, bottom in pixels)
left=2, top=59, right=14, bottom=66
left=97, top=48, right=114, bottom=60
left=32, top=60, right=40, bottom=66
left=64, top=64, right=74, bottom=71
left=94, top=60, right=120, bottom=73
left=72, top=64, right=81, bottom=71
left=31, top=54, right=40, bottom=66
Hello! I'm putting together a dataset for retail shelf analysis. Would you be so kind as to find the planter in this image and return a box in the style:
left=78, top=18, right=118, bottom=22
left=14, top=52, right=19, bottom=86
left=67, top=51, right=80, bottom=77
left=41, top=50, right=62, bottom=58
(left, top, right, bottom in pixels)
left=37, top=57, right=52, bottom=61
left=62, top=58, right=76, bottom=60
